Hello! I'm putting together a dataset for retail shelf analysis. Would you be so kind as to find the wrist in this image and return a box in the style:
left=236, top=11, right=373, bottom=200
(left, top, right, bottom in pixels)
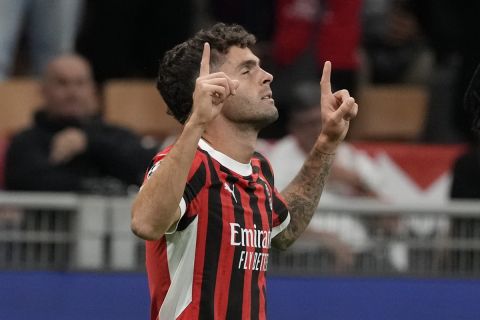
left=314, top=134, right=340, bottom=155
left=184, top=116, right=207, bottom=132
left=185, top=113, right=208, bottom=130
left=182, top=119, right=207, bottom=142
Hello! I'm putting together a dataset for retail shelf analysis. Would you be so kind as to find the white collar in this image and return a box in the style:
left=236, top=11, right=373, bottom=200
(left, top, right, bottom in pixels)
left=198, top=138, right=252, bottom=176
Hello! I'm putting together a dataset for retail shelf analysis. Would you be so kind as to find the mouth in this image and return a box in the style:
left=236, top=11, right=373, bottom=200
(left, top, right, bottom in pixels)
left=261, top=92, right=273, bottom=100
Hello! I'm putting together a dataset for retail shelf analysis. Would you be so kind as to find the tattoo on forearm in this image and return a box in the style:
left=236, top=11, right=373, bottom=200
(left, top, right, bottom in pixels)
left=274, top=149, right=335, bottom=250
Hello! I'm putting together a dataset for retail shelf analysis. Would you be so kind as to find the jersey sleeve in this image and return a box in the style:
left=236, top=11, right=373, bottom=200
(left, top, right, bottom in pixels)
left=143, top=146, right=206, bottom=233
left=270, top=186, right=291, bottom=238
left=254, top=152, right=290, bottom=238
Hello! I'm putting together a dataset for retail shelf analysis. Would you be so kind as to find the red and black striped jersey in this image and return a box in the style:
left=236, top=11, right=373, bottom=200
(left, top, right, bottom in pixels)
left=144, top=139, right=290, bottom=320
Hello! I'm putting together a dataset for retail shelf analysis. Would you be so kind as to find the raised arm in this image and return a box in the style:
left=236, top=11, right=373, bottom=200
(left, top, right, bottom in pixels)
left=131, top=43, right=238, bottom=240
left=272, top=61, right=358, bottom=250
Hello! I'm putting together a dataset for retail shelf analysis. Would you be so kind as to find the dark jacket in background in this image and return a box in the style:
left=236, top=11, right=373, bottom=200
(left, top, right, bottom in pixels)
left=5, top=110, right=157, bottom=194
left=450, top=148, right=480, bottom=199
left=450, top=147, right=480, bottom=249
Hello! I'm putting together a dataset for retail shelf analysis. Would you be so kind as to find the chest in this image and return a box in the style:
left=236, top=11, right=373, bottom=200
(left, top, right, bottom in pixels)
left=197, top=173, right=274, bottom=234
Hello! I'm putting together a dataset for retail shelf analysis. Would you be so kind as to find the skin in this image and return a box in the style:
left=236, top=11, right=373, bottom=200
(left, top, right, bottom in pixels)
left=131, top=43, right=358, bottom=248
left=40, top=54, right=99, bottom=165
left=42, top=54, right=98, bottom=120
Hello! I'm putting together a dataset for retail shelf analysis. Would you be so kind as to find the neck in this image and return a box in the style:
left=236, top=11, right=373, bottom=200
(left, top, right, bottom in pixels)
left=202, top=121, right=258, bottom=164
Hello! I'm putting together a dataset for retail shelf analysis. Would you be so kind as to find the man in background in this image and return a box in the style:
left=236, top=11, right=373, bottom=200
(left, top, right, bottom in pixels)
left=5, top=54, right=157, bottom=194
left=263, top=82, right=382, bottom=271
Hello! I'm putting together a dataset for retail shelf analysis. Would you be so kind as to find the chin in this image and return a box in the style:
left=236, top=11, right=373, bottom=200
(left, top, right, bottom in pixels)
left=60, top=111, right=83, bottom=119
left=225, top=101, right=279, bottom=129
left=249, top=109, right=279, bottom=130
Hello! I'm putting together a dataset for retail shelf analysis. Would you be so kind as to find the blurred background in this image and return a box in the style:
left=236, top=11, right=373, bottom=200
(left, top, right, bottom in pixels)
left=1, top=0, right=480, bottom=319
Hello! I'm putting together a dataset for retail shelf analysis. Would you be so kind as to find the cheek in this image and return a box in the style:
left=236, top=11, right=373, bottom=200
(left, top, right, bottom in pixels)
left=50, top=91, right=70, bottom=105
left=224, top=93, right=252, bottom=111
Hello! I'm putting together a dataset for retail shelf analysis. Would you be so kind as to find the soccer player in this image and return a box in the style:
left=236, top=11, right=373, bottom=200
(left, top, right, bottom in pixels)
left=131, top=23, right=358, bottom=319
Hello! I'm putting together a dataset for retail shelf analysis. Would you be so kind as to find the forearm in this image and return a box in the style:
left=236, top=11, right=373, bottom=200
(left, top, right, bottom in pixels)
left=273, top=138, right=336, bottom=250
left=131, top=122, right=204, bottom=240
left=271, top=60, right=357, bottom=249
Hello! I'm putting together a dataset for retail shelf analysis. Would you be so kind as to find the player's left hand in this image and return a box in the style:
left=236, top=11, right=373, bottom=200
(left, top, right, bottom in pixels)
left=316, top=61, right=358, bottom=153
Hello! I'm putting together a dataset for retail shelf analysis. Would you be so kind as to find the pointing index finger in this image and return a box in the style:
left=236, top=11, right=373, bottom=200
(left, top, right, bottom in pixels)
left=320, top=61, right=332, bottom=95
left=200, top=42, right=210, bottom=76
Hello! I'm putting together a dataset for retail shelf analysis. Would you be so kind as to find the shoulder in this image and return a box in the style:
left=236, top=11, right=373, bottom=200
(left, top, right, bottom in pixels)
left=146, top=145, right=175, bottom=178
left=147, top=145, right=207, bottom=179
left=9, top=126, right=44, bottom=146
left=253, top=151, right=275, bottom=183
left=152, top=145, right=208, bottom=164
left=253, top=150, right=270, bottom=164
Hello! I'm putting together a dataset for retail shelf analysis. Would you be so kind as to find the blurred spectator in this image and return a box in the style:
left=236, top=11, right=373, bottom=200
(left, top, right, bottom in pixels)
left=5, top=54, right=158, bottom=195
left=362, top=0, right=431, bottom=84
left=450, top=143, right=480, bottom=200
left=417, top=1, right=480, bottom=143
left=448, top=141, right=480, bottom=272
left=449, top=66, right=480, bottom=269
left=444, top=61, right=480, bottom=273
left=265, top=82, right=381, bottom=195
left=272, top=0, right=362, bottom=94
left=0, top=0, right=83, bottom=80
left=266, top=0, right=362, bottom=139
left=259, top=82, right=387, bottom=272
left=76, top=0, right=193, bottom=83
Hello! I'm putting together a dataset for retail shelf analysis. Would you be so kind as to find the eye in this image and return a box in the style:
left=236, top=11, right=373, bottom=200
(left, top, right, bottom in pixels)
left=241, top=69, right=250, bottom=75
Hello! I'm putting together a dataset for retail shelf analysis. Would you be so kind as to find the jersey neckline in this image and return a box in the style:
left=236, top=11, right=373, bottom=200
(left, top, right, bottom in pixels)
left=198, top=138, right=253, bottom=176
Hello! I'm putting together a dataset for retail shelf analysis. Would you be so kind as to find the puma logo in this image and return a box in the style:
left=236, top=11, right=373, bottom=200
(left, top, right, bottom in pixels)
left=224, top=182, right=237, bottom=203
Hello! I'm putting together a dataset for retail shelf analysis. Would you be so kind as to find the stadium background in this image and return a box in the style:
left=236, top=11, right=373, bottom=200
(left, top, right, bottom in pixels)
left=1, top=0, right=480, bottom=319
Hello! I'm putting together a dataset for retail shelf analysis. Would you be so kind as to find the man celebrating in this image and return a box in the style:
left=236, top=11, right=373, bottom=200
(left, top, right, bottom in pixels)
left=131, top=23, right=358, bottom=319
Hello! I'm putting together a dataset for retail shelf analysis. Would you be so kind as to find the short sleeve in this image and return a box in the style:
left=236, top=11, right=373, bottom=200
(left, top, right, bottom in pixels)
left=270, top=188, right=290, bottom=238
left=143, top=146, right=207, bottom=233
left=253, top=151, right=290, bottom=238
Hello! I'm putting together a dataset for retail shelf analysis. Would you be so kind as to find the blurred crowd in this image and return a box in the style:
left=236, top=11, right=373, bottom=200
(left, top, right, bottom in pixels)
left=2, top=0, right=480, bottom=143
left=1, top=0, right=480, bottom=274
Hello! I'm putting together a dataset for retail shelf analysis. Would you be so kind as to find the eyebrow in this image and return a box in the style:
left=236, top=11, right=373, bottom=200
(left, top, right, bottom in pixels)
left=235, top=59, right=259, bottom=72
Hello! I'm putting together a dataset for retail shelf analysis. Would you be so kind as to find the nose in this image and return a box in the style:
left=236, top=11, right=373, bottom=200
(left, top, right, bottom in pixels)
left=261, top=68, right=273, bottom=85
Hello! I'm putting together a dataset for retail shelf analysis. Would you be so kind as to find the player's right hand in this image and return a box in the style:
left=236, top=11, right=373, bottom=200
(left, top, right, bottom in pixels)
left=189, top=42, right=239, bottom=127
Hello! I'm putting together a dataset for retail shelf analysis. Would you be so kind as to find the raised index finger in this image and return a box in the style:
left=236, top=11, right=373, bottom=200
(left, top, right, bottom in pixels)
left=320, top=61, right=332, bottom=95
left=199, top=42, right=210, bottom=77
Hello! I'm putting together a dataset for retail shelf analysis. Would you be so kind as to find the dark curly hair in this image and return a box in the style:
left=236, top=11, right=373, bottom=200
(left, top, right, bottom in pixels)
left=157, top=23, right=256, bottom=124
